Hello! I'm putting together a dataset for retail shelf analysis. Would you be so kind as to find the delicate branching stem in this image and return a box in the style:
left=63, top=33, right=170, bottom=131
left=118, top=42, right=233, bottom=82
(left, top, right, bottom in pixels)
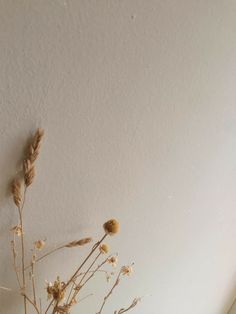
left=227, top=296, right=236, bottom=314
left=51, top=234, right=107, bottom=313
left=23, top=293, right=40, bottom=314
left=39, top=298, right=42, bottom=314
left=77, top=293, right=93, bottom=303
left=68, top=252, right=102, bottom=305
left=44, top=299, right=54, bottom=314
left=31, top=261, right=37, bottom=305
left=25, top=245, right=65, bottom=270
left=97, top=269, right=122, bottom=314
left=80, top=257, right=110, bottom=288
left=64, top=234, right=107, bottom=291
left=11, top=235, right=21, bottom=288
left=114, top=298, right=141, bottom=314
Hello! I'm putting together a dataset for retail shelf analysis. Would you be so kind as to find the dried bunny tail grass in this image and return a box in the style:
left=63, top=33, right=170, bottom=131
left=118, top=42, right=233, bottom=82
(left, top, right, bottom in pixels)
left=65, top=238, right=93, bottom=248
left=103, top=219, right=120, bottom=236
left=27, top=128, right=44, bottom=164
left=11, top=179, right=22, bottom=208
left=23, top=159, right=35, bottom=187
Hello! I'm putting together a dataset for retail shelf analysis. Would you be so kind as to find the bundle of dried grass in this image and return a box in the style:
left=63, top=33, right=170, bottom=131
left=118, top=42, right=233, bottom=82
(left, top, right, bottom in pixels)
left=7, top=129, right=140, bottom=314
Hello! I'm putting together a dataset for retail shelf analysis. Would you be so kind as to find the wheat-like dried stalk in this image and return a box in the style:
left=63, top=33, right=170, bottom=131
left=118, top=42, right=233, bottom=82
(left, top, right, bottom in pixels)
left=7, top=129, right=140, bottom=314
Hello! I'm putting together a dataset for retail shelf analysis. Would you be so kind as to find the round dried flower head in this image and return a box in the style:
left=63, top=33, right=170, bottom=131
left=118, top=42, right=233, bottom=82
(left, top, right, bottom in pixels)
left=107, top=255, right=118, bottom=267
left=34, top=240, right=45, bottom=250
left=121, top=265, right=133, bottom=276
left=99, top=243, right=109, bottom=254
left=103, top=219, right=120, bottom=236
left=46, top=277, right=65, bottom=301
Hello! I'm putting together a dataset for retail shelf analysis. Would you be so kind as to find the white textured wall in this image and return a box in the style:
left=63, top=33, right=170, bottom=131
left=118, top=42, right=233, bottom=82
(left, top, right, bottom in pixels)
left=0, top=1, right=236, bottom=313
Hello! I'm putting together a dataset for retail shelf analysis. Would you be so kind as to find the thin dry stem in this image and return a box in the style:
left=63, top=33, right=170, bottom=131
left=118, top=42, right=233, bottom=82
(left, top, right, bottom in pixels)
left=64, top=234, right=107, bottom=291
left=25, top=245, right=65, bottom=270
left=31, top=259, right=37, bottom=306
left=11, top=236, right=21, bottom=288
left=19, top=187, right=27, bottom=314
left=97, top=269, right=122, bottom=314
left=25, top=238, right=92, bottom=270
left=44, top=299, right=54, bottom=314
left=51, top=234, right=107, bottom=313
left=114, top=298, right=141, bottom=314
left=23, top=293, right=40, bottom=314
left=68, top=252, right=102, bottom=306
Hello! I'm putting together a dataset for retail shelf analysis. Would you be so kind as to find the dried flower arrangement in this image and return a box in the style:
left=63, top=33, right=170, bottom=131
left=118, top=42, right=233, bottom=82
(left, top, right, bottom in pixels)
left=2, top=129, right=140, bottom=314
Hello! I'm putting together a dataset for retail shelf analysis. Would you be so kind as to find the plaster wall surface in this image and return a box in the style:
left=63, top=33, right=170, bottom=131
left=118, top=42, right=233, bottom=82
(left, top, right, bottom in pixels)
left=0, top=1, right=236, bottom=314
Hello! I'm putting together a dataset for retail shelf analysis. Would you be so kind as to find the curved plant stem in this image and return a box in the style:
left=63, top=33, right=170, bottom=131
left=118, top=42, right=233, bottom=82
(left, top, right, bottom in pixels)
left=97, top=270, right=122, bottom=314
left=68, top=252, right=101, bottom=305
left=25, top=245, right=66, bottom=270
left=44, top=299, right=54, bottom=314
left=19, top=187, right=27, bottom=314
left=51, top=234, right=107, bottom=313
left=64, top=234, right=107, bottom=291
left=11, top=234, right=21, bottom=288
left=23, top=293, right=40, bottom=314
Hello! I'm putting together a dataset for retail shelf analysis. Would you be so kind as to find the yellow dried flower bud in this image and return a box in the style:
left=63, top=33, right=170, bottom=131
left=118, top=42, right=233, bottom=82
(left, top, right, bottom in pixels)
left=34, top=240, right=45, bottom=250
left=99, top=243, right=109, bottom=254
left=103, top=219, right=120, bottom=236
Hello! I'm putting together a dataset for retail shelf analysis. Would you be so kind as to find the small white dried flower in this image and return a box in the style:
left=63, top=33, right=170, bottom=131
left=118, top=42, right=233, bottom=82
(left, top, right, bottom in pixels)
left=107, top=256, right=118, bottom=267
left=46, top=277, right=65, bottom=301
left=121, top=265, right=133, bottom=276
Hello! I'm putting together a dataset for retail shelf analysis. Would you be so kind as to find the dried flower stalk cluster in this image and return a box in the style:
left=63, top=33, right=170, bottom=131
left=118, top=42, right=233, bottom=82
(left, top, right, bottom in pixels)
left=6, top=129, right=140, bottom=314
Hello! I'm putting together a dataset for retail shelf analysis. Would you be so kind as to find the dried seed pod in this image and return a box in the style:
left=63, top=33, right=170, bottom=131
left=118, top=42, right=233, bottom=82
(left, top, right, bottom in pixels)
left=27, top=128, right=44, bottom=163
left=103, top=219, right=120, bottom=235
left=23, top=159, right=35, bottom=187
left=11, top=179, right=22, bottom=208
